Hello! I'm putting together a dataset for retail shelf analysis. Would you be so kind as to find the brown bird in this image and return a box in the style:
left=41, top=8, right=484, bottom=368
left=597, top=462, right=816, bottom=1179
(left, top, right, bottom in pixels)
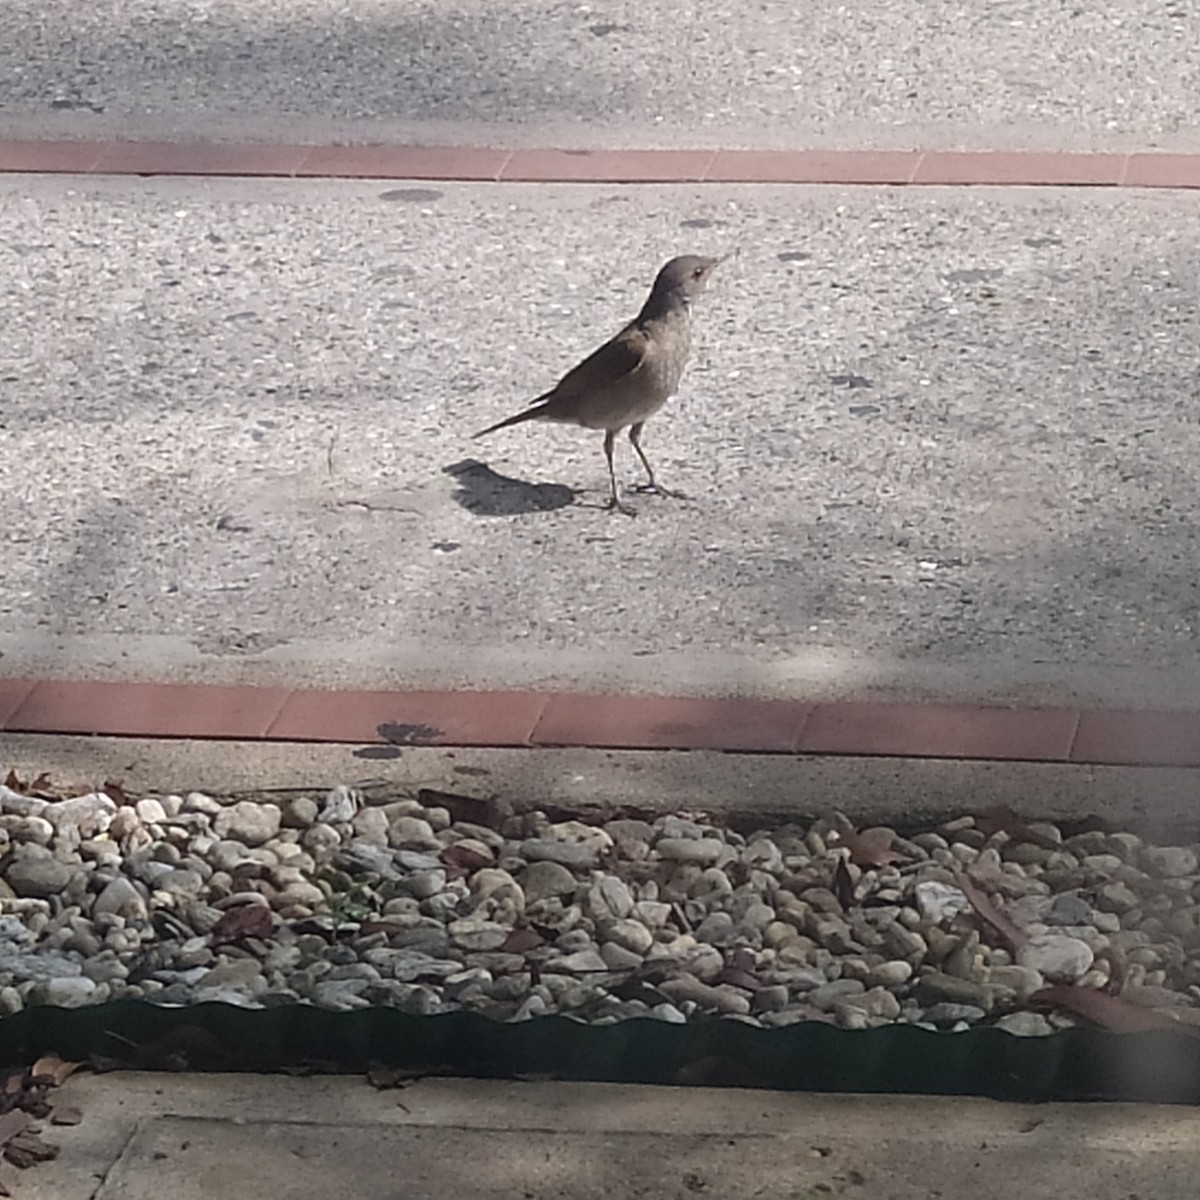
left=474, top=254, right=720, bottom=515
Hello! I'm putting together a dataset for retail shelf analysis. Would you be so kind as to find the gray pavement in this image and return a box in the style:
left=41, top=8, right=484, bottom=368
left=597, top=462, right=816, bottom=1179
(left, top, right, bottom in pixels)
left=3, top=174, right=1200, bottom=708
left=1, top=0, right=1197, bottom=153
left=19, top=1072, right=1200, bottom=1200
left=6, top=734, right=1200, bottom=840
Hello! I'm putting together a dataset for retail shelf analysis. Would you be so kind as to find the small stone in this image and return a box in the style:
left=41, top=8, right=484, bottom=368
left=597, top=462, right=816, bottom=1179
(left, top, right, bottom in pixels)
left=656, top=838, right=724, bottom=865
left=924, top=1002, right=986, bottom=1024
left=33, top=977, right=97, bottom=1008
left=6, top=853, right=72, bottom=898
left=280, top=796, right=319, bottom=828
left=1144, top=846, right=1198, bottom=878
left=556, top=949, right=608, bottom=974
left=43, top=793, right=116, bottom=838
left=994, top=1010, right=1054, bottom=1037
left=389, top=816, right=438, bottom=849
left=603, top=918, right=654, bottom=956
left=214, top=802, right=281, bottom=847
left=868, top=960, right=914, bottom=988
left=916, top=970, right=994, bottom=1010
left=518, top=860, right=578, bottom=903
left=659, top=976, right=751, bottom=1014
left=631, top=900, right=672, bottom=928
left=808, top=979, right=865, bottom=1010
left=1095, top=881, right=1139, bottom=915
left=1016, top=933, right=1094, bottom=983
left=694, top=912, right=736, bottom=946
left=600, top=942, right=643, bottom=970
left=914, top=880, right=970, bottom=924
left=835, top=986, right=901, bottom=1023
left=752, top=984, right=790, bottom=1012
left=520, top=839, right=599, bottom=869
left=586, top=876, right=634, bottom=920
left=449, top=918, right=510, bottom=952
left=319, top=786, right=361, bottom=824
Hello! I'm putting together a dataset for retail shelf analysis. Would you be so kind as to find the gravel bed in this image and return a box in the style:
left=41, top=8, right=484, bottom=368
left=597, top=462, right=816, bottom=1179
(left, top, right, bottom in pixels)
left=0, top=778, right=1197, bottom=1037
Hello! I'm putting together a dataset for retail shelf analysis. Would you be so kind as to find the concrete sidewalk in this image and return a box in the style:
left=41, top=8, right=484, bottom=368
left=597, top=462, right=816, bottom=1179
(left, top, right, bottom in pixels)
left=1, top=0, right=1196, bottom=155
left=17, top=1071, right=1200, bottom=1200
left=3, top=174, right=1200, bottom=713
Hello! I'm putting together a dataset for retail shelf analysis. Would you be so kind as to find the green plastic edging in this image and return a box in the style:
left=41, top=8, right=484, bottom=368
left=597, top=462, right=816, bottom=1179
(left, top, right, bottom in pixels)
left=2, top=1001, right=1199, bottom=1103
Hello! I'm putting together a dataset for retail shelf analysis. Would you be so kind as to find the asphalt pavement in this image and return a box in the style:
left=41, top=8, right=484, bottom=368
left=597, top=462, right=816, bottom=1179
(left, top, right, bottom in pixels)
left=2, top=174, right=1200, bottom=707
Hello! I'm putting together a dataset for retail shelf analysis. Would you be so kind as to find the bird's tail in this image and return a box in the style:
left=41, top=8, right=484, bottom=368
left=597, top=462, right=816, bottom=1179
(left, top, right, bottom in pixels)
left=473, top=393, right=555, bottom=438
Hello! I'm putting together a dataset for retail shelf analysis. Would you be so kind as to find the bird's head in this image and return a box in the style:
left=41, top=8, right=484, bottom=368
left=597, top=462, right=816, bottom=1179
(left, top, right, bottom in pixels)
left=650, top=254, right=721, bottom=308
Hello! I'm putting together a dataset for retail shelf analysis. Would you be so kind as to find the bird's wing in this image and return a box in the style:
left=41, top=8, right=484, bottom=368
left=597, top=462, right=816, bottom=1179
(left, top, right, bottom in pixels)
left=538, top=321, right=653, bottom=402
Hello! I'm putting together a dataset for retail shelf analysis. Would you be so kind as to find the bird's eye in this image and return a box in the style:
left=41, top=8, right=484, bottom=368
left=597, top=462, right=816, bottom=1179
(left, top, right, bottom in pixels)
left=692, top=267, right=704, bottom=278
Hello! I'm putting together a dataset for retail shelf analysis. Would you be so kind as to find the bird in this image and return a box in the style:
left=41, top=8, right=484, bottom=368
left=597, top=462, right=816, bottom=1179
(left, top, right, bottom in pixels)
left=473, top=254, right=720, bottom=515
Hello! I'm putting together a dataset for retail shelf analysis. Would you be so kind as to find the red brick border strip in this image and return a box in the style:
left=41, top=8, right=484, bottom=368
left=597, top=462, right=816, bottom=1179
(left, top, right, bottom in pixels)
left=3, top=677, right=1200, bottom=767
left=2, top=141, right=1200, bottom=189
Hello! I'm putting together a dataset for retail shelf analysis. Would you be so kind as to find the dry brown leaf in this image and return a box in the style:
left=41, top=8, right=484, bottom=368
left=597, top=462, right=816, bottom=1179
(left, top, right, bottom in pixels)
left=29, top=1055, right=79, bottom=1089
left=102, top=780, right=133, bottom=806
left=974, top=806, right=1057, bottom=849
left=1030, top=986, right=1192, bottom=1034
left=844, top=827, right=907, bottom=869
left=3, top=1131, right=58, bottom=1169
left=952, top=868, right=1028, bottom=953
left=209, top=903, right=274, bottom=946
left=500, top=927, right=543, bottom=954
left=416, top=788, right=512, bottom=831
left=832, top=855, right=855, bottom=910
left=1, top=771, right=23, bottom=794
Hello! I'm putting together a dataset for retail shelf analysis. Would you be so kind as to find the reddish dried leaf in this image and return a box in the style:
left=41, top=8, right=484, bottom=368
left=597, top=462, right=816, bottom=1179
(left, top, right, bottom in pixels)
left=500, top=927, right=543, bottom=954
left=29, top=1055, right=79, bottom=1089
left=975, top=806, right=1059, bottom=850
left=2, top=771, right=23, bottom=794
left=832, top=856, right=855, bottom=910
left=844, top=827, right=907, bottom=869
left=29, top=774, right=55, bottom=798
left=1031, top=985, right=1189, bottom=1034
left=952, top=868, right=1028, bottom=953
left=719, top=968, right=761, bottom=991
left=416, top=788, right=511, bottom=831
left=440, top=842, right=493, bottom=871
left=726, top=947, right=756, bottom=975
left=366, top=1062, right=418, bottom=1090
left=102, top=780, right=133, bottom=806
left=209, top=903, right=274, bottom=946
left=4, top=1131, right=58, bottom=1169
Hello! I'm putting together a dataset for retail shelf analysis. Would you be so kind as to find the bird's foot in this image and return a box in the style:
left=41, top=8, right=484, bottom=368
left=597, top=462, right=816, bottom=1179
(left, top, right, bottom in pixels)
left=633, top=482, right=688, bottom=500
left=604, top=496, right=639, bottom=517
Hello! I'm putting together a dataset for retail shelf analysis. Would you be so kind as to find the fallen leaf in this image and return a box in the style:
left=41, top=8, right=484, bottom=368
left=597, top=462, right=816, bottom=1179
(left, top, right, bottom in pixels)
left=209, top=903, right=274, bottom=946
left=4, top=1130, right=58, bottom=1169
left=1, top=771, right=23, bottom=794
left=1030, top=986, right=1191, bottom=1034
left=440, top=842, right=493, bottom=871
left=719, top=968, right=761, bottom=991
left=500, top=928, right=543, bottom=954
left=102, top=780, right=133, bottom=806
left=974, top=807, right=1057, bottom=849
left=952, top=868, right=1028, bottom=954
left=29, top=1055, right=79, bottom=1088
left=366, top=1063, right=419, bottom=1089
left=29, top=774, right=55, bottom=798
left=844, top=827, right=907, bottom=869
left=832, top=856, right=855, bottom=910
left=416, top=788, right=512, bottom=831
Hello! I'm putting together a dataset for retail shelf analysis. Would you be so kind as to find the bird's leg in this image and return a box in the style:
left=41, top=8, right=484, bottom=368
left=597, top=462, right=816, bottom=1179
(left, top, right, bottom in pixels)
left=629, top=423, right=686, bottom=498
left=603, top=429, right=637, bottom=516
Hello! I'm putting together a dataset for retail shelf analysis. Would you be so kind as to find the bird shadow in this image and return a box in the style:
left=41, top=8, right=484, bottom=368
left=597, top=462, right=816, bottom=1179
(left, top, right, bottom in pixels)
left=443, top=459, right=580, bottom=516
